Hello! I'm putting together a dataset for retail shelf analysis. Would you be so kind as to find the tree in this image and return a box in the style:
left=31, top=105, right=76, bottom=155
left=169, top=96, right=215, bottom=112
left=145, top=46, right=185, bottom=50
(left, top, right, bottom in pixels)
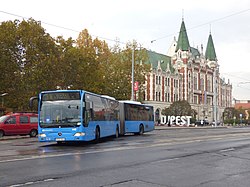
left=54, top=36, right=81, bottom=90
left=0, top=20, right=21, bottom=110
left=0, top=18, right=151, bottom=112
left=223, top=107, right=239, bottom=120
left=75, top=29, right=105, bottom=93
left=0, top=18, right=59, bottom=111
left=107, top=40, right=150, bottom=100
left=16, top=19, right=59, bottom=110
left=162, top=100, right=196, bottom=117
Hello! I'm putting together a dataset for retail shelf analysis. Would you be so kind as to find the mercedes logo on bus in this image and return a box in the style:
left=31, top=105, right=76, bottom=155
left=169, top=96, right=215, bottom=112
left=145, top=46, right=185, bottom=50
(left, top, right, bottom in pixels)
left=58, top=132, right=62, bottom=136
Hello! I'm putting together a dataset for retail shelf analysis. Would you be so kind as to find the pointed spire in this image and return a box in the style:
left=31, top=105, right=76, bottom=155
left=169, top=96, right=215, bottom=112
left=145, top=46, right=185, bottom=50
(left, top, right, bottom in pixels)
left=205, top=33, right=217, bottom=61
left=175, top=20, right=190, bottom=52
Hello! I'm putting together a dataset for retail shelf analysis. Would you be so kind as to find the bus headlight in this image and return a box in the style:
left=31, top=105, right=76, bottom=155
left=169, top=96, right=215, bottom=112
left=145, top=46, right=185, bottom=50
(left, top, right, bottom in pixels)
left=39, top=133, right=46, bottom=138
left=74, top=132, right=85, bottom=137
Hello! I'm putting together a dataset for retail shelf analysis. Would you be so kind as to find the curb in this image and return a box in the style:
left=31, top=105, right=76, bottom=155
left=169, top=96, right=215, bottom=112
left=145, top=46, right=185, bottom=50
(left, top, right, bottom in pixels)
left=0, top=135, right=31, bottom=141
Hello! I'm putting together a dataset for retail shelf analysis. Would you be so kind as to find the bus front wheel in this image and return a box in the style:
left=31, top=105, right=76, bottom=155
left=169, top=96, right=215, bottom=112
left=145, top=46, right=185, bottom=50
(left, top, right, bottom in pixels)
left=95, top=127, right=100, bottom=143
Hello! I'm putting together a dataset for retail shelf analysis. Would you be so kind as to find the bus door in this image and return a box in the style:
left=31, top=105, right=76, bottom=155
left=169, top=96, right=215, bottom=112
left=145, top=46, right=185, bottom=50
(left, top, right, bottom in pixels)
left=119, top=102, right=125, bottom=135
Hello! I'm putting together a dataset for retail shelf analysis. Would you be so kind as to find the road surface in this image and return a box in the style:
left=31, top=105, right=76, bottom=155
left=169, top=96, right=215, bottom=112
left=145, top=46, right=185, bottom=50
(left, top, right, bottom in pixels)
left=1, top=127, right=250, bottom=187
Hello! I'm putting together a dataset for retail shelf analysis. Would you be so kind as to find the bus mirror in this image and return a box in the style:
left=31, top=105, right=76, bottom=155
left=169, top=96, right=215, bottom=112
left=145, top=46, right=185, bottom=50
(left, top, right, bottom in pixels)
left=29, top=96, right=38, bottom=109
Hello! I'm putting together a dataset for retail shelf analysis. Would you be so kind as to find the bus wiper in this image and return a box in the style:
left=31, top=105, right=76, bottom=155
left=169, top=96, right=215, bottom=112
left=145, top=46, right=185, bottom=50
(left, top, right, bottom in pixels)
left=40, top=124, right=61, bottom=128
left=68, top=105, right=79, bottom=109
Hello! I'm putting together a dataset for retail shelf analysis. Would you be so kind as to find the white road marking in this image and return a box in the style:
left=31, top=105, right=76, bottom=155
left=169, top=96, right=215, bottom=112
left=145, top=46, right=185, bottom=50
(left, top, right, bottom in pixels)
left=151, top=157, right=180, bottom=164
left=219, top=148, right=235, bottom=152
left=9, top=178, right=55, bottom=187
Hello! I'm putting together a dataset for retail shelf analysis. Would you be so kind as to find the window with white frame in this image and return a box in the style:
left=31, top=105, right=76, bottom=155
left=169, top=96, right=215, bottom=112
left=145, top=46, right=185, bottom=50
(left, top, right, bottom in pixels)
left=200, top=78, right=205, bottom=91
left=194, top=74, right=198, bottom=90
left=193, top=95, right=198, bottom=104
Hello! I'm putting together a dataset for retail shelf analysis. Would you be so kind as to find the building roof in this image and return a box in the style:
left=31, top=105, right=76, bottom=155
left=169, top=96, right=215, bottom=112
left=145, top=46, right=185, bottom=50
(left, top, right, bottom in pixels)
left=235, top=103, right=250, bottom=109
left=190, top=47, right=200, bottom=58
left=205, top=34, right=217, bottom=61
left=175, top=20, right=190, bottom=52
left=146, top=50, right=174, bottom=72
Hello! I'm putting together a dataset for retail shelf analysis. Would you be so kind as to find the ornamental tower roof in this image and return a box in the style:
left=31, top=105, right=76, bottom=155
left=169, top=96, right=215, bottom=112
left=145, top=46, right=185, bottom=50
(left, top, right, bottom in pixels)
left=205, top=33, right=217, bottom=61
left=175, top=20, right=190, bottom=52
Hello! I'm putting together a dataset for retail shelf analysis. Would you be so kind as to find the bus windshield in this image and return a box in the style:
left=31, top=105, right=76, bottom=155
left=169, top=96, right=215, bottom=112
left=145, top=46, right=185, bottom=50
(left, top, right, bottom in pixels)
left=40, top=92, right=81, bottom=128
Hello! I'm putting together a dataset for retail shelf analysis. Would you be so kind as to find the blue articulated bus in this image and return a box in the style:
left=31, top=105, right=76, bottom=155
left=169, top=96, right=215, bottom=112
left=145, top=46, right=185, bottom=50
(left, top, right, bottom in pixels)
left=30, top=90, right=154, bottom=143
left=30, top=90, right=120, bottom=143
left=119, top=101, right=154, bottom=135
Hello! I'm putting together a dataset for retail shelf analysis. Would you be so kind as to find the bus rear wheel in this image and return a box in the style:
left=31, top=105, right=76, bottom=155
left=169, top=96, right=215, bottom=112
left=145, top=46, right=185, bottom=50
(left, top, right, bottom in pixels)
left=115, top=126, right=119, bottom=138
left=138, top=124, right=144, bottom=135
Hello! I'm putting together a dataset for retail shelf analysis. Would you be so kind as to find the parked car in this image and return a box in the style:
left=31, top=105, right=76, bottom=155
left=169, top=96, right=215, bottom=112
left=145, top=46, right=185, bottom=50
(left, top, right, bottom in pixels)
left=212, top=121, right=221, bottom=126
left=0, top=112, right=38, bottom=138
left=195, top=120, right=209, bottom=126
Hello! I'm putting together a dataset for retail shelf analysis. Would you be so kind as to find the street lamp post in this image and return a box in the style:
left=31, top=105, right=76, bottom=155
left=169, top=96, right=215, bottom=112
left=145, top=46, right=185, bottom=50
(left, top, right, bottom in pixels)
left=1, top=93, right=8, bottom=108
left=1, top=93, right=8, bottom=115
left=131, top=46, right=135, bottom=101
left=213, top=69, right=217, bottom=127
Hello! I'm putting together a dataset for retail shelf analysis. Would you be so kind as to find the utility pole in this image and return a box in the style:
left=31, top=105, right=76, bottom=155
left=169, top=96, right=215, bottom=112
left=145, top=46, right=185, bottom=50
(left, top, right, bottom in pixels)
left=212, top=67, right=217, bottom=127
left=209, top=61, right=217, bottom=127
left=131, top=46, right=135, bottom=101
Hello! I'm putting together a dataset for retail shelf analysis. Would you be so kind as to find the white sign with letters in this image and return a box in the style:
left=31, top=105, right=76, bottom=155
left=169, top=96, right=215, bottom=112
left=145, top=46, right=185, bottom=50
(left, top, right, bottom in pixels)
left=162, top=116, right=192, bottom=126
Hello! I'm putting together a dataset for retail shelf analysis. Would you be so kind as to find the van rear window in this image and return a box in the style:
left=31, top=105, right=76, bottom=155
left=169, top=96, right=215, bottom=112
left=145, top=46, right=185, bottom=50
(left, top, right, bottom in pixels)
left=30, top=116, right=38, bottom=123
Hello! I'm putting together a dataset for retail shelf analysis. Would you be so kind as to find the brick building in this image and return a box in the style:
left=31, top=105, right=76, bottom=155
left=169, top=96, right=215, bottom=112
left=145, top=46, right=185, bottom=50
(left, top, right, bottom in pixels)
left=142, top=20, right=232, bottom=123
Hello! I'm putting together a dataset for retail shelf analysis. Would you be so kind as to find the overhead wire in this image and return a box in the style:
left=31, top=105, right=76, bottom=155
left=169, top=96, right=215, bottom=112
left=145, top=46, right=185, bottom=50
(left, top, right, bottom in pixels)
left=220, top=72, right=250, bottom=82
left=151, top=8, right=250, bottom=43
left=1, top=8, right=250, bottom=45
left=0, top=10, right=126, bottom=44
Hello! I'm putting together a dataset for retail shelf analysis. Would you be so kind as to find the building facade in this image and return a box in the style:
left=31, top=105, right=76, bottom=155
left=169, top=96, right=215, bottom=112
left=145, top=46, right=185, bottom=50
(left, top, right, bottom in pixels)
left=142, top=20, right=232, bottom=124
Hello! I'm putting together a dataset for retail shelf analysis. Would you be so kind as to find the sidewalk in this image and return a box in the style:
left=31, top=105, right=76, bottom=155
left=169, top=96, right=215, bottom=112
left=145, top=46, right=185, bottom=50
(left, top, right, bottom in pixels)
left=154, top=125, right=228, bottom=130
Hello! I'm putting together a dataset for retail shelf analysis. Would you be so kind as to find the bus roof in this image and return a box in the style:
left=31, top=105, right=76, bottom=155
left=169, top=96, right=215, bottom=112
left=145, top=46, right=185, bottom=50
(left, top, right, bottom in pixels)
left=101, top=95, right=116, bottom=100
left=119, top=100, right=142, bottom=104
left=40, top=90, right=117, bottom=101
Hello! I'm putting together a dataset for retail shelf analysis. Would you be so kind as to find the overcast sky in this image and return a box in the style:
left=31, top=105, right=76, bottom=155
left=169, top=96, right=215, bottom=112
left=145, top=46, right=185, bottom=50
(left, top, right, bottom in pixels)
left=1, top=0, right=250, bottom=100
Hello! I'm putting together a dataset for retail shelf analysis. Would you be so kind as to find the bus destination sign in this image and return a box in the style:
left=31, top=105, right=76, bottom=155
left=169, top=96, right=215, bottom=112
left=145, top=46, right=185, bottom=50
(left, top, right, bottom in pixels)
left=42, top=92, right=80, bottom=101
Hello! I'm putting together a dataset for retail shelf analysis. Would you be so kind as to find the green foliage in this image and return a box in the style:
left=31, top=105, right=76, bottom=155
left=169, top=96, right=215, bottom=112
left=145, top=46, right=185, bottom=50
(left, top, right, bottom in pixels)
left=106, top=40, right=150, bottom=100
left=223, top=107, right=249, bottom=124
left=223, top=107, right=238, bottom=120
left=162, top=100, right=197, bottom=117
left=0, top=19, right=150, bottom=112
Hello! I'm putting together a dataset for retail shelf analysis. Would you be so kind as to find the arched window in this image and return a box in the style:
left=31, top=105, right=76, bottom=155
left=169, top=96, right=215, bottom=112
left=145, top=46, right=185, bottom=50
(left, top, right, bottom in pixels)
left=155, top=108, right=160, bottom=122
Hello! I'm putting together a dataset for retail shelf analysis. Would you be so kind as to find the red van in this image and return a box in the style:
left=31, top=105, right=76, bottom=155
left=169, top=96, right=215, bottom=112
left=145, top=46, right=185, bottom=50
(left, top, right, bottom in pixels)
left=0, top=112, right=38, bottom=138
